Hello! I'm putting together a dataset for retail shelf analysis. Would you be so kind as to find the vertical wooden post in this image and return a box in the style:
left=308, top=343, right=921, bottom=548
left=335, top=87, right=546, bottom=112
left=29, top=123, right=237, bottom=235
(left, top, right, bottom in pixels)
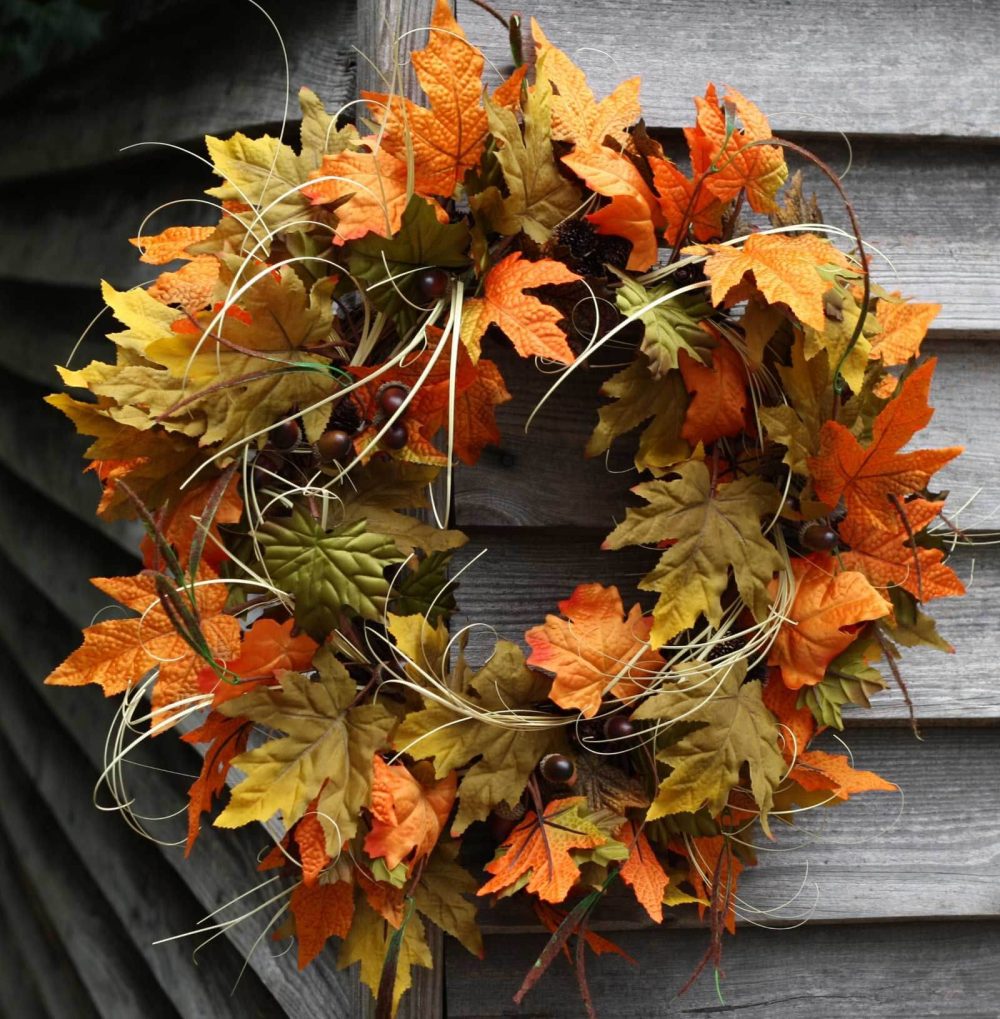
left=354, top=5, right=446, bottom=1016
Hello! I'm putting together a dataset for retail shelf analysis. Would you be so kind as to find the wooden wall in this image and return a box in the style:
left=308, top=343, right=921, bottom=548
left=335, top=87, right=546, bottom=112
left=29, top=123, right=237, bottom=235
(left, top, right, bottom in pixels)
left=1, top=0, right=997, bottom=1016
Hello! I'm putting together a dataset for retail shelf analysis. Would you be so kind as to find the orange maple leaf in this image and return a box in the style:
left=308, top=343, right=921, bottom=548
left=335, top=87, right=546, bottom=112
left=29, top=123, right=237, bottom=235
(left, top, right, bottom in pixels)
left=363, top=758, right=457, bottom=871
left=839, top=498, right=965, bottom=603
left=491, top=64, right=528, bottom=111
left=790, top=749, right=896, bottom=801
left=525, top=583, right=663, bottom=718
left=45, top=566, right=240, bottom=716
left=198, top=617, right=319, bottom=706
left=148, top=258, right=219, bottom=314
left=618, top=822, right=670, bottom=923
left=650, top=155, right=725, bottom=246
left=768, top=554, right=889, bottom=689
left=461, top=252, right=581, bottom=363
left=530, top=20, right=641, bottom=149
left=678, top=342, right=748, bottom=445
left=362, top=0, right=487, bottom=197
left=687, top=835, right=743, bottom=935
left=129, top=226, right=216, bottom=264
left=684, top=84, right=787, bottom=213
left=182, top=711, right=249, bottom=854
left=870, top=293, right=940, bottom=366
left=257, top=799, right=332, bottom=887
left=687, top=233, right=850, bottom=332
left=762, top=669, right=816, bottom=762
left=478, top=797, right=610, bottom=903
left=809, top=359, right=963, bottom=530
left=561, top=144, right=663, bottom=270
left=290, top=880, right=355, bottom=969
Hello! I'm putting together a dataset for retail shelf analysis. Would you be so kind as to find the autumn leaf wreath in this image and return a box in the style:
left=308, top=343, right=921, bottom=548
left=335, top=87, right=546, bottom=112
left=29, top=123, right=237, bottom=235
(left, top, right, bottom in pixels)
left=46, top=2, right=967, bottom=1014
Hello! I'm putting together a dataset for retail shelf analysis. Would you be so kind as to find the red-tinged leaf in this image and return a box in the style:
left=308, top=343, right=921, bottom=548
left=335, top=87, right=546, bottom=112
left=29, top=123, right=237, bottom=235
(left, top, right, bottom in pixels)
left=183, top=712, right=250, bottom=854
left=650, top=156, right=725, bottom=246
left=687, top=835, right=743, bottom=936
left=534, top=901, right=635, bottom=963
left=678, top=342, right=749, bottom=445
left=290, top=880, right=355, bottom=968
left=762, top=670, right=816, bottom=763
left=790, top=749, right=896, bottom=800
left=618, top=822, right=669, bottom=923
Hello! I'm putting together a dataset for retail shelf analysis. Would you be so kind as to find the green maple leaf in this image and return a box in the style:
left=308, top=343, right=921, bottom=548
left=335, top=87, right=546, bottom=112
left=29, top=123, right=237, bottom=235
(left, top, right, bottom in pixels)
left=635, top=661, right=784, bottom=834
left=391, top=551, right=458, bottom=623
left=393, top=642, right=563, bottom=833
left=586, top=356, right=690, bottom=471
left=614, top=271, right=713, bottom=378
left=483, top=72, right=581, bottom=243
left=257, top=506, right=404, bottom=638
left=215, top=647, right=395, bottom=852
left=349, top=196, right=470, bottom=332
left=604, top=460, right=783, bottom=646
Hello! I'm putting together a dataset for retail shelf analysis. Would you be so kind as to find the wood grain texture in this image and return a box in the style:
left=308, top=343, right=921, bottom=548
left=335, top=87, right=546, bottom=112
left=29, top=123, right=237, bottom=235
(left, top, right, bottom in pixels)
left=459, top=0, right=1000, bottom=139
left=448, top=919, right=1000, bottom=1017
left=0, top=826, right=99, bottom=1019
left=2, top=133, right=996, bottom=332
left=453, top=339, right=1000, bottom=528
left=0, top=744, right=181, bottom=1019
left=0, top=0, right=357, bottom=184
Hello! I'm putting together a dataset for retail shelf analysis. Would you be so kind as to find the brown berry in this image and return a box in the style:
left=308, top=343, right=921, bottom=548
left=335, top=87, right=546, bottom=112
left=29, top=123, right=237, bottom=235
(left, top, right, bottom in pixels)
left=316, top=428, right=353, bottom=462
left=378, top=385, right=408, bottom=416
left=539, top=753, right=576, bottom=785
left=269, top=419, right=301, bottom=449
left=801, top=522, right=838, bottom=551
left=416, top=268, right=450, bottom=302
left=604, top=715, right=636, bottom=741
left=383, top=421, right=409, bottom=450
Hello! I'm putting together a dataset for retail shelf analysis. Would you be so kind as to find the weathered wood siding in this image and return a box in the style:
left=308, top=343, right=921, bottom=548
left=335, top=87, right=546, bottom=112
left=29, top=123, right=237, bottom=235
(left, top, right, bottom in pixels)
left=1, top=0, right=997, bottom=1016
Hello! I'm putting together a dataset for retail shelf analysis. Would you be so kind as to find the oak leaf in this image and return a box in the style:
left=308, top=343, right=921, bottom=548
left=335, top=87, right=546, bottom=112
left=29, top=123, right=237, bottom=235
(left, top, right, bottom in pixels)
left=678, top=342, right=748, bottom=445
left=364, top=758, right=457, bottom=870
left=525, top=583, right=663, bottom=718
left=460, top=252, right=581, bottom=363
left=768, top=554, right=889, bottom=690
left=810, top=358, right=962, bottom=530
left=618, top=822, right=670, bottom=923
left=634, top=662, right=784, bottom=834
left=604, top=460, right=783, bottom=646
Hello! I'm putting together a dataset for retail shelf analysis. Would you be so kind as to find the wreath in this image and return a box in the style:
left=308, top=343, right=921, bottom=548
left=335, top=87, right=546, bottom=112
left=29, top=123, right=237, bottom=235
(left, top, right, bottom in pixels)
left=46, top=2, right=966, bottom=1015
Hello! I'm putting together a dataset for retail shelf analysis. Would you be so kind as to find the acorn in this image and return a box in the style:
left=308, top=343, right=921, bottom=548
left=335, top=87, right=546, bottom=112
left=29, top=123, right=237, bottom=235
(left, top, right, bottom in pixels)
left=378, top=384, right=408, bottom=417
left=416, top=268, right=450, bottom=302
left=603, top=714, right=636, bottom=742
left=269, top=419, right=301, bottom=449
left=382, top=421, right=409, bottom=450
left=539, top=753, right=576, bottom=785
left=801, top=521, right=839, bottom=551
left=316, top=428, right=354, bottom=462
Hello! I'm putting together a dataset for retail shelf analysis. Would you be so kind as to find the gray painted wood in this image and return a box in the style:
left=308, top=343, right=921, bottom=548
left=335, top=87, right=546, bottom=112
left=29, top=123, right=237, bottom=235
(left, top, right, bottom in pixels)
left=0, top=0, right=357, bottom=184
left=448, top=919, right=1000, bottom=1017
left=459, top=0, right=1000, bottom=139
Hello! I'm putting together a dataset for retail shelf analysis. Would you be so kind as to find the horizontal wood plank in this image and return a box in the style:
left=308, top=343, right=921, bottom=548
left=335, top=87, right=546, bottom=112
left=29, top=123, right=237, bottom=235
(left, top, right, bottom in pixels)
left=448, top=918, right=1000, bottom=1017
left=460, top=0, right=1000, bottom=139
left=0, top=0, right=357, bottom=184
left=453, top=338, right=1000, bottom=528
left=1, top=134, right=996, bottom=332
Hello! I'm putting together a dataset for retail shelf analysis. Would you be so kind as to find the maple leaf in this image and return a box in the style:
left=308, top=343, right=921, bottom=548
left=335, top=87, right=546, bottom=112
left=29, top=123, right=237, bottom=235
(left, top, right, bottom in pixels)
left=810, top=358, right=962, bottom=530
left=768, top=554, right=889, bottom=689
left=793, top=639, right=887, bottom=730
left=290, top=879, right=355, bottom=969
left=337, top=894, right=433, bottom=1015
left=391, top=551, right=457, bottom=623
left=298, top=86, right=360, bottom=170
left=362, top=0, right=487, bottom=197
left=525, top=583, right=664, bottom=718
left=483, top=68, right=582, bottom=243
left=604, top=460, right=783, bottom=646
left=148, top=258, right=219, bottom=314
left=574, top=752, right=650, bottom=814
left=477, top=797, right=622, bottom=903
left=530, top=20, right=641, bottom=148
left=678, top=342, right=748, bottom=445
left=45, top=566, right=239, bottom=716
left=364, top=758, right=457, bottom=870
left=199, top=617, right=319, bottom=706
left=412, top=841, right=483, bottom=959
left=790, top=749, right=896, bottom=801
left=393, top=641, right=562, bottom=834
left=634, top=661, right=785, bottom=833
left=182, top=711, right=249, bottom=854
left=214, top=646, right=395, bottom=852
left=460, top=252, right=581, bottom=363
left=586, top=357, right=690, bottom=471
left=684, top=84, right=787, bottom=213
left=614, top=272, right=713, bottom=378
left=687, top=835, right=743, bottom=934
left=650, top=156, right=725, bottom=246
left=870, top=292, right=940, bottom=365
left=687, top=233, right=851, bottom=332
left=561, top=144, right=662, bottom=271
left=130, top=226, right=217, bottom=265
left=618, top=822, right=670, bottom=923
left=839, top=498, right=965, bottom=603
left=256, top=506, right=404, bottom=639
left=801, top=280, right=878, bottom=393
